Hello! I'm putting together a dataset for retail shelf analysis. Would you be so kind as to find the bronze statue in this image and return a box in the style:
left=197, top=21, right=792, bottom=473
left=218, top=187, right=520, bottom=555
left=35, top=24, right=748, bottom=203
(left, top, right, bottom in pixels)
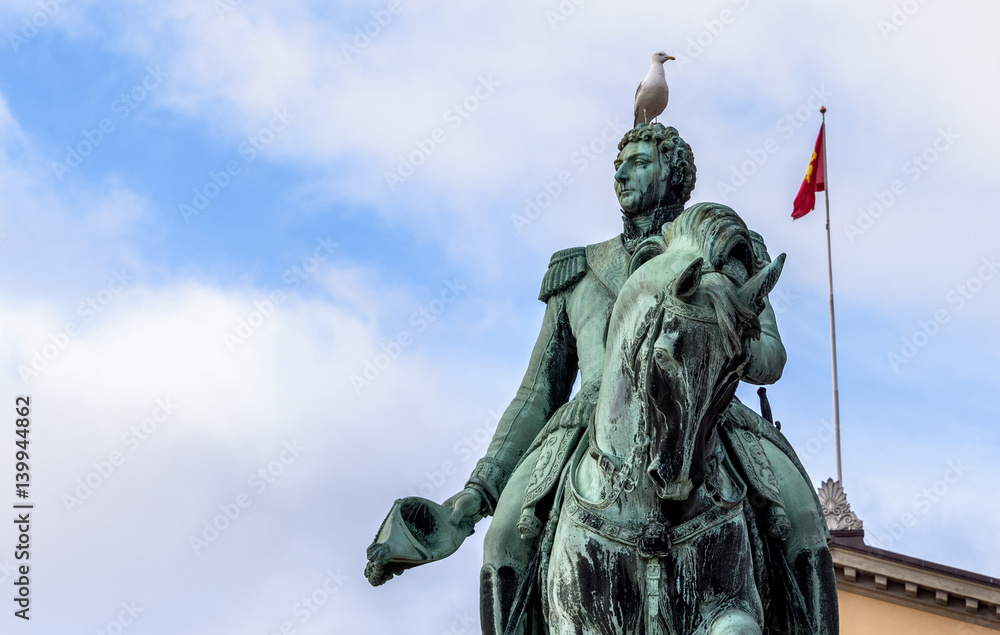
left=367, top=123, right=838, bottom=634
left=548, top=203, right=786, bottom=633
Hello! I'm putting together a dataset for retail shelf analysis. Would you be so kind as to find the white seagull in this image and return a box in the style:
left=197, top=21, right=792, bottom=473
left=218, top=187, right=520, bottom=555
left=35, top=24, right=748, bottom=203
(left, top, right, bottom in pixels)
left=633, top=51, right=676, bottom=127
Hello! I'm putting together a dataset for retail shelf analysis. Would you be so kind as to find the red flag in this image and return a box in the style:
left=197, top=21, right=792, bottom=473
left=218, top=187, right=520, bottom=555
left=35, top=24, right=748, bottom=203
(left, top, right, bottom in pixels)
left=792, top=123, right=826, bottom=219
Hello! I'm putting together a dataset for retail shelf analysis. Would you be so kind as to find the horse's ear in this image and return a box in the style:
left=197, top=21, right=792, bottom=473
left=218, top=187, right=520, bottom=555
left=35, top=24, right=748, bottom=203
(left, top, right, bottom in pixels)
left=739, top=253, right=785, bottom=310
left=673, top=257, right=704, bottom=301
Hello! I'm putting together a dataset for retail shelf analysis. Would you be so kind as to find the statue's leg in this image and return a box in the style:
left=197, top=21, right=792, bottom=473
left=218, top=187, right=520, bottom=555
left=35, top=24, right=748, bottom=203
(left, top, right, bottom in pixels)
left=759, top=438, right=840, bottom=635
left=481, top=447, right=539, bottom=635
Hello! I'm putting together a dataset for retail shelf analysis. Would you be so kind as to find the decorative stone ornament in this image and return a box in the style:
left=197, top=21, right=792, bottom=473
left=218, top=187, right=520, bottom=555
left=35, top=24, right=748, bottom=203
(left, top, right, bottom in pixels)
left=817, top=478, right=864, bottom=531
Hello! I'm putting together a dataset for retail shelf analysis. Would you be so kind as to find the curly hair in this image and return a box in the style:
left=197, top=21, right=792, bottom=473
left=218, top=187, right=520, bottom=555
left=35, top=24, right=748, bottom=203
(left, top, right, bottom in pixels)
left=617, top=123, right=697, bottom=205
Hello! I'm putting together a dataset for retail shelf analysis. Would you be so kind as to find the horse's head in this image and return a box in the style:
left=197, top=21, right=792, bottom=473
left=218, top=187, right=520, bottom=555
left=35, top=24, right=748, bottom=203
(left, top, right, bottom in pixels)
left=611, top=203, right=785, bottom=501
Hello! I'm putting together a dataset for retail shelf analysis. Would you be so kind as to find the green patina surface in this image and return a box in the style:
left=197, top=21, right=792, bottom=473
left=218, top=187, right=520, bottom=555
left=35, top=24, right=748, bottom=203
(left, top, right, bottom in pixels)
left=367, top=123, right=838, bottom=635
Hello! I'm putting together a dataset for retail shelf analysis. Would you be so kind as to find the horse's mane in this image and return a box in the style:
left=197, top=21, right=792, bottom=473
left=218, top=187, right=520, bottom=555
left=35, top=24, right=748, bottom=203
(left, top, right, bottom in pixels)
left=627, top=202, right=763, bottom=359
left=669, top=202, right=757, bottom=277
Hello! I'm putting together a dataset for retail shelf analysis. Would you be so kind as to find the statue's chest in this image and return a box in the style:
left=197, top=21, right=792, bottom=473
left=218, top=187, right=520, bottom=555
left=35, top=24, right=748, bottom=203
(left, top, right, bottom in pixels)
left=566, top=274, right=617, bottom=383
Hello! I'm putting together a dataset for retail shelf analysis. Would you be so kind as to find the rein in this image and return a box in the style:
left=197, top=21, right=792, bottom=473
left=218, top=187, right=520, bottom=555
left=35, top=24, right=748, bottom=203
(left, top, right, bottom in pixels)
left=565, top=445, right=748, bottom=557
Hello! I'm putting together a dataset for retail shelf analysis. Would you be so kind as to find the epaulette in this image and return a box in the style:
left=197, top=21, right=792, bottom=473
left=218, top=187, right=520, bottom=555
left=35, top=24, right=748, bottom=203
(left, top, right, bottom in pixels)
left=538, top=247, right=587, bottom=302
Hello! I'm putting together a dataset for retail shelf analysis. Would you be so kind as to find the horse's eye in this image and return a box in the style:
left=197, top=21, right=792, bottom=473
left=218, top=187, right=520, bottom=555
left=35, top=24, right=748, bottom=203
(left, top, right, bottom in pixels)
left=654, top=326, right=681, bottom=364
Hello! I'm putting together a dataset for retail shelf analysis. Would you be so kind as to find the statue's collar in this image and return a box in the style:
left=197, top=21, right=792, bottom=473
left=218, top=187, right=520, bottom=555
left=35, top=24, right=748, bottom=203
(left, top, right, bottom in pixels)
left=586, top=203, right=685, bottom=298
left=621, top=203, right=684, bottom=254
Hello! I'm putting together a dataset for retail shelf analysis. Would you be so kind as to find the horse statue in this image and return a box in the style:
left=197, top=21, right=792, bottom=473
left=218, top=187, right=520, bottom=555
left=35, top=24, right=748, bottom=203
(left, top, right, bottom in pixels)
left=544, top=203, right=785, bottom=634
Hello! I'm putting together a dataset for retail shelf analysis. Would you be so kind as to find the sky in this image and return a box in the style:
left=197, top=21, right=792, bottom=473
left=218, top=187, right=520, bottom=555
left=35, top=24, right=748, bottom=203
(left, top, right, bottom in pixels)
left=0, top=0, right=998, bottom=632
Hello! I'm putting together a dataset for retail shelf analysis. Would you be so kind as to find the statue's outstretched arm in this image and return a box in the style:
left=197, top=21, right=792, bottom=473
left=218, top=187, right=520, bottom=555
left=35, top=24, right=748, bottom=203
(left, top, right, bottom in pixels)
left=462, top=294, right=579, bottom=516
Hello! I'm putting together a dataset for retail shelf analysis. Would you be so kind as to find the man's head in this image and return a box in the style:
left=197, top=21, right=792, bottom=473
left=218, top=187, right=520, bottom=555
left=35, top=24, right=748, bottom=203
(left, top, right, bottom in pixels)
left=614, top=124, right=696, bottom=217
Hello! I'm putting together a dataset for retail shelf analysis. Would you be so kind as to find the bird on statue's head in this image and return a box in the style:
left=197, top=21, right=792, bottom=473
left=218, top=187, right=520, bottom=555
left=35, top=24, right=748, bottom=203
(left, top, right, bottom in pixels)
left=634, top=50, right=676, bottom=127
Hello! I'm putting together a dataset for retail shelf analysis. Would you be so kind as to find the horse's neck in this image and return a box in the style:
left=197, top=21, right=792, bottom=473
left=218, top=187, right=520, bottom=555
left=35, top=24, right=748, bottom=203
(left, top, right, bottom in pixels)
left=591, top=367, right=646, bottom=459
left=592, top=237, right=706, bottom=459
left=592, top=290, right=658, bottom=459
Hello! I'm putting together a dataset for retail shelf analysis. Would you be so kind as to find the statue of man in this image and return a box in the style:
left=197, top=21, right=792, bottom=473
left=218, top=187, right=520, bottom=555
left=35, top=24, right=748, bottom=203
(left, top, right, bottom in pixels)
left=442, top=123, right=836, bottom=634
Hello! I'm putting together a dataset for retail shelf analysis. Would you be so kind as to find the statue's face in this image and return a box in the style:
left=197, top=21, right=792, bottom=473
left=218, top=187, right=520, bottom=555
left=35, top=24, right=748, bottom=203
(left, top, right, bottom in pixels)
left=614, top=140, right=671, bottom=216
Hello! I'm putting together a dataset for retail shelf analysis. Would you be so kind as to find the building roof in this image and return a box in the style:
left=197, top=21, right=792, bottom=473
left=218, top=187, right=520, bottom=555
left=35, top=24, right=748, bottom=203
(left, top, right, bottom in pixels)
left=820, top=479, right=1000, bottom=630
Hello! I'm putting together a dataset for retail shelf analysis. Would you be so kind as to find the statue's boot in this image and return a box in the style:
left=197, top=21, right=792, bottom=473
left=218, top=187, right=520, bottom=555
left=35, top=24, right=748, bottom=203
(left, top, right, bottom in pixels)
left=481, top=447, right=539, bottom=635
left=722, top=399, right=838, bottom=632
left=789, top=545, right=839, bottom=635
left=759, top=436, right=840, bottom=634
left=480, top=564, right=522, bottom=635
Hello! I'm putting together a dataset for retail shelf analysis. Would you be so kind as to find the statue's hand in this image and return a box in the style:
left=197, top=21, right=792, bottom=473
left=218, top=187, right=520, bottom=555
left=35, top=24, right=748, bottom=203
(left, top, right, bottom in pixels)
left=443, top=487, right=485, bottom=526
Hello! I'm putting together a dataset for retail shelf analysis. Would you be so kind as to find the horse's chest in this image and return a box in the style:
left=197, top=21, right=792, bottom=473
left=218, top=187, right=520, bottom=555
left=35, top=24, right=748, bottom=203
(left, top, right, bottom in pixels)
left=550, top=498, right=761, bottom=634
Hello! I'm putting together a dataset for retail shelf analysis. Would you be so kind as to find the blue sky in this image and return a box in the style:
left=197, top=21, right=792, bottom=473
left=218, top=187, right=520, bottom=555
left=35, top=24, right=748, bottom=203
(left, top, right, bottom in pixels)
left=1, top=0, right=999, bottom=632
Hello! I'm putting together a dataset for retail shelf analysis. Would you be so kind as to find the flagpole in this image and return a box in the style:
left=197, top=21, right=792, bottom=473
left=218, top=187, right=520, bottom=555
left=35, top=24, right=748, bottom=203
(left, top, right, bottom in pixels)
left=819, top=106, right=843, bottom=485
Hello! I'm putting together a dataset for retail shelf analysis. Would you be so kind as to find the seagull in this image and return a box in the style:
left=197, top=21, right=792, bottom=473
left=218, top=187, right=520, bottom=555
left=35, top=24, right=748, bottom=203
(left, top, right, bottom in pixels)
left=633, top=51, right=676, bottom=127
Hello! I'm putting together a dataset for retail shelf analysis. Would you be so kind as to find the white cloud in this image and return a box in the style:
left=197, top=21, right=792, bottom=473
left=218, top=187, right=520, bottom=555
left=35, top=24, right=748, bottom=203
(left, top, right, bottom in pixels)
left=0, top=96, right=153, bottom=303
left=16, top=0, right=994, bottom=287
left=0, top=268, right=518, bottom=631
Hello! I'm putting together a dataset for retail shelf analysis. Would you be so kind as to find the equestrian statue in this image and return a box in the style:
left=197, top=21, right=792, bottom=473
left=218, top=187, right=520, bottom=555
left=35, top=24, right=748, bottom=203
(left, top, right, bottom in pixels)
left=365, top=120, right=839, bottom=634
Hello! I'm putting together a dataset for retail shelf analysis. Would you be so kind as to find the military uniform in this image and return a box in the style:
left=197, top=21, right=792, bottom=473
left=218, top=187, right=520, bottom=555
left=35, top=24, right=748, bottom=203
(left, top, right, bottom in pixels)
left=469, top=208, right=836, bottom=635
